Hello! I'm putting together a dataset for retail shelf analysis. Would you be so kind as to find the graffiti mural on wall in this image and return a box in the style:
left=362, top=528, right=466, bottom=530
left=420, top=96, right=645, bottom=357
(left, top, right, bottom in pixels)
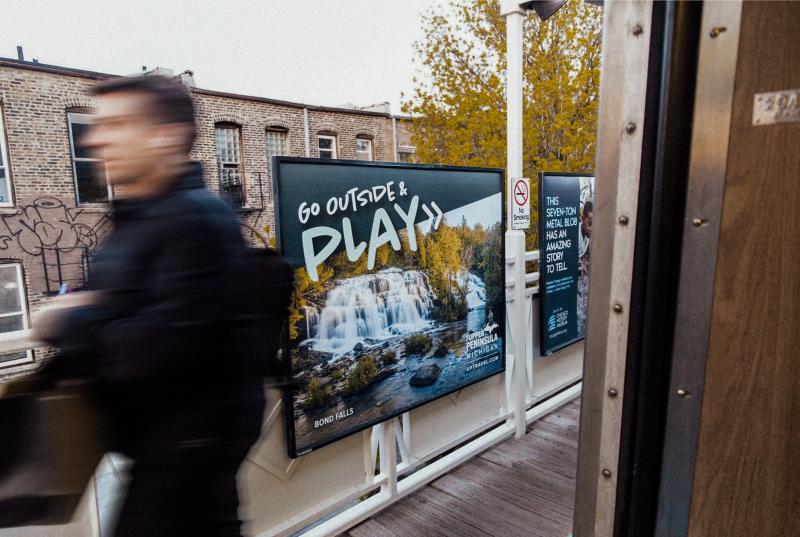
left=0, top=197, right=112, bottom=294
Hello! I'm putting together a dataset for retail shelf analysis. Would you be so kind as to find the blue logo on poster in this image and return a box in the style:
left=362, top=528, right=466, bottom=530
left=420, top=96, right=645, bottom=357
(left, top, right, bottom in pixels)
left=547, top=314, right=557, bottom=332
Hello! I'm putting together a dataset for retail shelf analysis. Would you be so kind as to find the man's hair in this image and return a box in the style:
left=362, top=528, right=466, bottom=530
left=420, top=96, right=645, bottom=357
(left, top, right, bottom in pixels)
left=91, top=74, right=196, bottom=152
left=583, top=201, right=593, bottom=215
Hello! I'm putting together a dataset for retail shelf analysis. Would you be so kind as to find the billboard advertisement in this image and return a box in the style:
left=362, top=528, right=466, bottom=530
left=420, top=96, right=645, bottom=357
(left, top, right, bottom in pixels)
left=273, top=158, right=506, bottom=456
left=538, top=172, right=595, bottom=355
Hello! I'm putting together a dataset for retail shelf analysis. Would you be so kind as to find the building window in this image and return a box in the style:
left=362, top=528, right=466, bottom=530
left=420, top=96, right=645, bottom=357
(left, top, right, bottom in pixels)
left=0, top=107, right=12, bottom=206
left=215, top=124, right=246, bottom=208
left=266, top=128, right=288, bottom=157
left=0, top=263, right=32, bottom=367
left=68, top=112, right=109, bottom=205
left=398, top=145, right=416, bottom=163
left=355, top=137, right=373, bottom=161
left=318, top=134, right=337, bottom=159
left=266, top=128, right=289, bottom=170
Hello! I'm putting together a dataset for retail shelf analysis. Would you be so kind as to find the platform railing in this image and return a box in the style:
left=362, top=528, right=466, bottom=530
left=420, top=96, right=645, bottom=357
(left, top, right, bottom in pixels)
left=0, top=245, right=584, bottom=537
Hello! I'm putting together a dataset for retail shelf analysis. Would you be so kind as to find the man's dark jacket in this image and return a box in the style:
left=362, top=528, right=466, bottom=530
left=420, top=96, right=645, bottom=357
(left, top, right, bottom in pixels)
left=46, top=163, right=268, bottom=536
left=54, top=161, right=263, bottom=455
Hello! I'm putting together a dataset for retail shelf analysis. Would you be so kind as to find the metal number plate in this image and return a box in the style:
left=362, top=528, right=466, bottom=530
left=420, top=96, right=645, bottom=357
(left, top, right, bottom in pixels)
left=753, top=89, right=800, bottom=126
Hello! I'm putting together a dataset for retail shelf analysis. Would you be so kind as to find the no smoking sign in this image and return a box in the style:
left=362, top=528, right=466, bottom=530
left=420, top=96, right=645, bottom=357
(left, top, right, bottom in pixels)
left=511, top=177, right=530, bottom=230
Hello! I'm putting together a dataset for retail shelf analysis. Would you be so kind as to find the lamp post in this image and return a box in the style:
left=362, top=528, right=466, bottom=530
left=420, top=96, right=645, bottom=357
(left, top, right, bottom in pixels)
left=500, top=0, right=566, bottom=438
left=502, top=0, right=569, bottom=182
left=500, top=0, right=569, bottom=217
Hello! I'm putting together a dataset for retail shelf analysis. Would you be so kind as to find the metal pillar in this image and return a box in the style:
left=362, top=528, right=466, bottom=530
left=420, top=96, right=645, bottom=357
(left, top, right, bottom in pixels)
left=379, top=419, right=398, bottom=496
left=502, top=3, right=529, bottom=439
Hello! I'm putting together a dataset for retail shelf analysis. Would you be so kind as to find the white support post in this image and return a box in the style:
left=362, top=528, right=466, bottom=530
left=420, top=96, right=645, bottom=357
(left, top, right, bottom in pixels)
left=503, top=3, right=525, bottom=217
left=525, top=283, right=535, bottom=403
left=379, top=418, right=398, bottom=496
left=507, top=235, right=528, bottom=438
left=401, top=413, right=412, bottom=461
left=369, top=424, right=381, bottom=477
left=503, top=4, right=528, bottom=439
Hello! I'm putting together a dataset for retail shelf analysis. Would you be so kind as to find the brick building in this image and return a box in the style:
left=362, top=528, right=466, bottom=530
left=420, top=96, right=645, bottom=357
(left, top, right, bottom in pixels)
left=0, top=56, right=415, bottom=377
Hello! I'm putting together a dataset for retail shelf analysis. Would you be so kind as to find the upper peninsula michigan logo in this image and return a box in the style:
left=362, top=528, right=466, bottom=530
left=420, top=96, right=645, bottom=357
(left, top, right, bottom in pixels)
left=466, top=319, right=499, bottom=348
left=547, top=314, right=557, bottom=332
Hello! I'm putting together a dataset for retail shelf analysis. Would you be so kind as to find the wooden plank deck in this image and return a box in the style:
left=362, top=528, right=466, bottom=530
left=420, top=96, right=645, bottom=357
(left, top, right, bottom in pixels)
left=346, top=400, right=580, bottom=537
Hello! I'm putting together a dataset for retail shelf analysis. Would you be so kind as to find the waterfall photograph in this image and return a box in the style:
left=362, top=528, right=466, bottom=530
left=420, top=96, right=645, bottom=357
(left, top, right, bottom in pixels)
left=272, top=159, right=506, bottom=455
left=289, top=203, right=504, bottom=454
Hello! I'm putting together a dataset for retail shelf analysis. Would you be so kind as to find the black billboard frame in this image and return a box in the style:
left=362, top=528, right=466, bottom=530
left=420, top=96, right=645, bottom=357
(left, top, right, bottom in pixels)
left=537, top=171, right=594, bottom=356
left=271, top=156, right=507, bottom=458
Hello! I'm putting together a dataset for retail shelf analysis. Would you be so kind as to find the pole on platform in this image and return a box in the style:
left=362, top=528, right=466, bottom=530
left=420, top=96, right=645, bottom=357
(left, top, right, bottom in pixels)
left=501, top=2, right=528, bottom=439
left=503, top=4, right=525, bottom=212
left=380, top=419, right=398, bottom=496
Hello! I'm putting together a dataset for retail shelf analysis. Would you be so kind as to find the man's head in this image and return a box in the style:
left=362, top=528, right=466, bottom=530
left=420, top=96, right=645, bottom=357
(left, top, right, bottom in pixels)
left=581, top=201, right=593, bottom=238
left=82, top=75, right=196, bottom=190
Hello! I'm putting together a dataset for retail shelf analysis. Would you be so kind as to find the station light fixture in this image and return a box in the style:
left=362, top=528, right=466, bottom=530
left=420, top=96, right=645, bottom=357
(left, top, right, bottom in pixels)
left=519, top=0, right=568, bottom=21
left=518, top=0, right=603, bottom=21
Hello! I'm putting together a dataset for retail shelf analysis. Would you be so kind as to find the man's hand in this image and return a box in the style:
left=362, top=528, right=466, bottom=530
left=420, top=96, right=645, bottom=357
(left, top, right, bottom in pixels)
left=31, top=292, right=98, bottom=344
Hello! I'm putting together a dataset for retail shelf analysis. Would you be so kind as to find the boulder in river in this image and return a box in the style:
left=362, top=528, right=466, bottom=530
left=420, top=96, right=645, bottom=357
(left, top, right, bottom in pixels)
left=409, top=364, right=442, bottom=386
left=433, top=344, right=449, bottom=357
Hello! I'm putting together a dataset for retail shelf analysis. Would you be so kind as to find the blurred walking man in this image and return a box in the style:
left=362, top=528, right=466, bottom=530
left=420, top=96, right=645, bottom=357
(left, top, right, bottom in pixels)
left=35, top=75, right=264, bottom=537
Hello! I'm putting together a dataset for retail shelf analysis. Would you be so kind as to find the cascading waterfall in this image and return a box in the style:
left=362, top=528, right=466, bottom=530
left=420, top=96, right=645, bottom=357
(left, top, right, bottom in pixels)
left=455, top=270, right=489, bottom=332
left=465, top=273, right=487, bottom=310
left=457, top=270, right=488, bottom=310
left=306, top=269, right=433, bottom=353
left=303, top=305, right=320, bottom=339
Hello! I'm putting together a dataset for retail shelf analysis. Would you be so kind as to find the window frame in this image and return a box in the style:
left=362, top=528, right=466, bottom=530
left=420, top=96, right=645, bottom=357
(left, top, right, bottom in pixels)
left=265, top=127, right=289, bottom=182
left=67, top=111, right=111, bottom=206
left=0, top=262, right=33, bottom=368
left=398, top=145, right=417, bottom=164
left=355, top=137, right=373, bottom=161
left=265, top=127, right=289, bottom=160
left=214, top=122, right=247, bottom=208
left=317, top=134, right=337, bottom=159
left=0, top=105, right=14, bottom=207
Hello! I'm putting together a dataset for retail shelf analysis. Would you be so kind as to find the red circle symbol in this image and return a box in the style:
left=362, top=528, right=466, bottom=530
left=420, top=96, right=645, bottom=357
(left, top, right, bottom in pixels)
left=513, top=179, right=529, bottom=206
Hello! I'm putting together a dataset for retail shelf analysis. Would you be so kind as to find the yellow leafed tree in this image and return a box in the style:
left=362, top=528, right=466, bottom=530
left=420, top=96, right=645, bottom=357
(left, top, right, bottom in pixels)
left=402, top=0, right=602, bottom=249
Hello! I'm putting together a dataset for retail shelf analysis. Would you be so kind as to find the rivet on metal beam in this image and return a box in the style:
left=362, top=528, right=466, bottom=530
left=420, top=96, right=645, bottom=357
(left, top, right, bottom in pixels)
left=692, top=218, right=706, bottom=227
left=607, top=388, right=618, bottom=398
left=602, top=469, right=612, bottom=478
left=632, top=24, right=643, bottom=36
left=613, top=303, right=623, bottom=313
left=677, top=389, right=688, bottom=397
left=709, top=26, right=727, bottom=38
left=625, top=122, right=637, bottom=134
left=618, top=215, right=629, bottom=225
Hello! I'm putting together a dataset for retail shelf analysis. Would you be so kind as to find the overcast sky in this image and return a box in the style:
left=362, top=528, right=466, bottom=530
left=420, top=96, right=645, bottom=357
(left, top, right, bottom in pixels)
left=1, top=0, right=436, bottom=114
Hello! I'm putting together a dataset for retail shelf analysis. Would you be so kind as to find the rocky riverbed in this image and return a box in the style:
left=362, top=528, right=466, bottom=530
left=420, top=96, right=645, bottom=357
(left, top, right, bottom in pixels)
left=291, top=317, right=504, bottom=452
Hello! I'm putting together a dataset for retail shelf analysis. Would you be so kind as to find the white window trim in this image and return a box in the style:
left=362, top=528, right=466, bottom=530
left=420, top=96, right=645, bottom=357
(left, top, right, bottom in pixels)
left=355, top=138, right=373, bottom=161
left=318, top=134, right=337, bottom=159
left=67, top=112, right=111, bottom=205
left=398, top=145, right=416, bottom=154
left=0, top=107, right=13, bottom=207
left=398, top=145, right=417, bottom=163
left=0, top=263, right=33, bottom=368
